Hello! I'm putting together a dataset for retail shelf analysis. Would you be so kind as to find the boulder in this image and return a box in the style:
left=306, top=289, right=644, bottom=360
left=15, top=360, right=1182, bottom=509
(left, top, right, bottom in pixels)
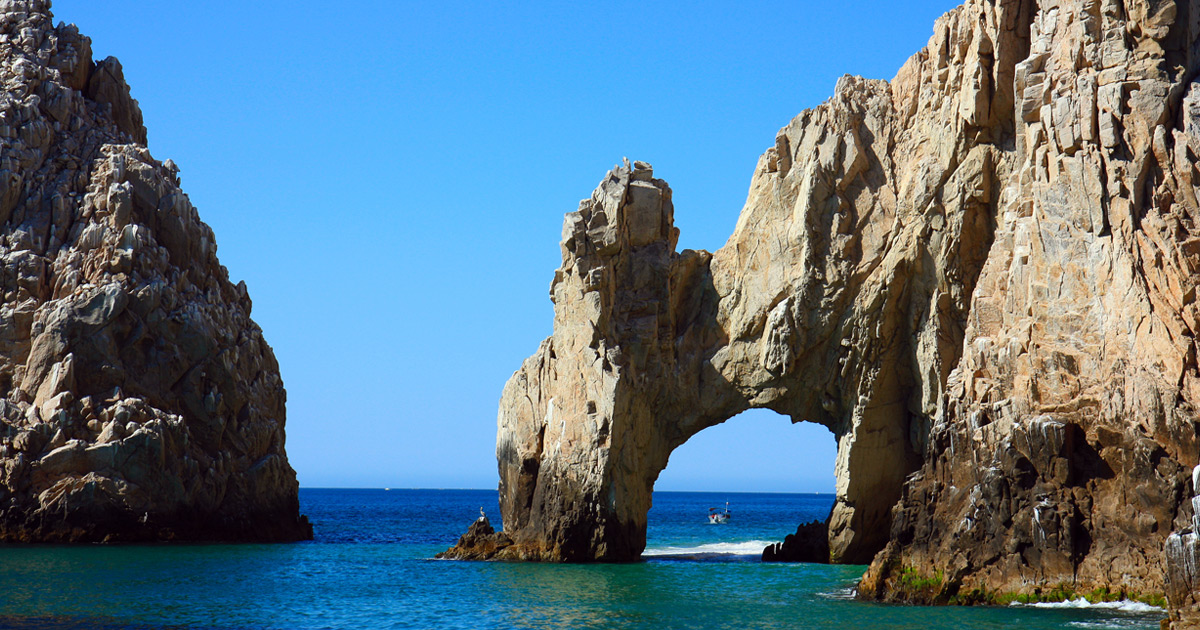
left=437, top=516, right=514, bottom=561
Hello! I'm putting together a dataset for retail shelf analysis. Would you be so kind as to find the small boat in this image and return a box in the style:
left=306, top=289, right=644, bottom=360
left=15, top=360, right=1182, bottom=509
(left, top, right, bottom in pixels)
left=708, top=502, right=732, bottom=524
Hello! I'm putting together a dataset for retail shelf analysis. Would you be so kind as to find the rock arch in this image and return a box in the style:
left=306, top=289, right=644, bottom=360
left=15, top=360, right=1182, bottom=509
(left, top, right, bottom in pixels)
left=482, top=134, right=994, bottom=563
left=442, top=0, right=1030, bottom=564
left=446, top=0, right=1200, bottom=621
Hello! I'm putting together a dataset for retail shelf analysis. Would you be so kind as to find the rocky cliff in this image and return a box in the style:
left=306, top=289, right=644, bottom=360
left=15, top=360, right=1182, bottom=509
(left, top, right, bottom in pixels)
left=0, top=1, right=310, bottom=542
left=444, top=0, right=1200, bottom=621
left=857, top=0, right=1200, bottom=614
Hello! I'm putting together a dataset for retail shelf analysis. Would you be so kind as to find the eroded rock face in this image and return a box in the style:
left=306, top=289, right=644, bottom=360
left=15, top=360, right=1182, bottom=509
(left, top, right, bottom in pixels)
left=489, top=160, right=731, bottom=561
left=448, top=0, right=1200, bottom=616
left=861, top=0, right=1200, bottom=607
left=447, top=0, right=1027, bottom=565
left=0, top=1, right=309, bottom=542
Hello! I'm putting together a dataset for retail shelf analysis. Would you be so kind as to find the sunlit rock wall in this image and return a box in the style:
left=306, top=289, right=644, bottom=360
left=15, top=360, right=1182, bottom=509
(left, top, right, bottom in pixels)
left=446, top=0, right=1200, bottom=620
left=0, top=1, right=310, bottom=542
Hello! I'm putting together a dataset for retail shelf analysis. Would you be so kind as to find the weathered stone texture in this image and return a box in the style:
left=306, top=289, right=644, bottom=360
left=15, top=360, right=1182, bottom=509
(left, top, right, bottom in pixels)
left=437, top=515, right=512, bottom=561
left=447, top=0, right=1200, bottom=621
left=864, top=0, right=1200, bottom=608
left=0, top=1, right=309, bottom=542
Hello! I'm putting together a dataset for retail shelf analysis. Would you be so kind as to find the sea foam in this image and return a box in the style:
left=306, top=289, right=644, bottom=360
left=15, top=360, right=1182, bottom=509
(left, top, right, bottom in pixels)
left=816, top=586, right=857, bottom=600
left=1010, top=598, right=1164, bottom=613
left=641, top=540, right=773, bottom=558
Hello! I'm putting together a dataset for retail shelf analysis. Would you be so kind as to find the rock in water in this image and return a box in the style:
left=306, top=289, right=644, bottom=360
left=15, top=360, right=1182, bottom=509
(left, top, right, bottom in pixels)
left=0, top=1, right=310, bottom=542
left=762, top=521, right=830, bottom=564
left=448, top=0, right=1200, bottom=620
left=436, top=516, right=513, bottom=561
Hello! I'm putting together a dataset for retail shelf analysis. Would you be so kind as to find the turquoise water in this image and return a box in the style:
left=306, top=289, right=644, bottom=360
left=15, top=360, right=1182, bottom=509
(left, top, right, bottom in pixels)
left=0, top=489, right=1166, bottom=629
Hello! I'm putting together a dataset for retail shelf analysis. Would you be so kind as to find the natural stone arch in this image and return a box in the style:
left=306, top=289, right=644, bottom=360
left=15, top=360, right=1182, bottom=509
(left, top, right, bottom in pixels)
left=443, top=0, right=1200, bottom=623
left=486, top=147, right=979, bottom=563
left=443, top=0, right=1029, bottom=564
left=472, top=87, right=994, bottom=562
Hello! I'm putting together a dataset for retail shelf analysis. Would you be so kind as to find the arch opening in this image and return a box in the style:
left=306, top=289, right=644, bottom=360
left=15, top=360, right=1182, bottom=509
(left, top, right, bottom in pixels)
left=653, top=409, right=836, bottom=494
left=643, top=409, right=837, bottom=562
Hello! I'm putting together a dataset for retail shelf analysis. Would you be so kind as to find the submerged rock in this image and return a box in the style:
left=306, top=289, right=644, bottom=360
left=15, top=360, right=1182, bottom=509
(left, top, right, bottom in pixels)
left=450, top=0, right=1200, bottom=622
left=0, top=1, right=310, bottom=542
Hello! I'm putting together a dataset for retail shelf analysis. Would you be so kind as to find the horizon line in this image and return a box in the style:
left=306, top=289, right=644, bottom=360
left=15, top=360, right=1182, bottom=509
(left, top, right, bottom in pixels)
left=299, top=487, right=837, bottom=495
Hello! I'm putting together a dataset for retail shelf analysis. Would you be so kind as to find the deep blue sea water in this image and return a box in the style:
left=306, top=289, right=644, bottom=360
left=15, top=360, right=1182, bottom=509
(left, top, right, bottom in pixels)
left=0, top=488, right=1167, bottom=629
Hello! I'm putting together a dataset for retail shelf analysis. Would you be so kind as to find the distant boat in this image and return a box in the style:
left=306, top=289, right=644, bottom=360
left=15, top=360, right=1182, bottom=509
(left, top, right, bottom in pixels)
left=708, top=502, right=732, bottom=524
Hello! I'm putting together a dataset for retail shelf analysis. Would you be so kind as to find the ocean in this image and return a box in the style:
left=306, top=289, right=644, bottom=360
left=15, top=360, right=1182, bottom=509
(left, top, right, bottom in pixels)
left=0, top=488, right=1166, bottom=629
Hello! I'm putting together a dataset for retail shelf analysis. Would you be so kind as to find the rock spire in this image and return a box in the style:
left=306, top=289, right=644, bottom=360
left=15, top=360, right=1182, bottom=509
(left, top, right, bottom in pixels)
left=0, top=1, right=309, bottom=541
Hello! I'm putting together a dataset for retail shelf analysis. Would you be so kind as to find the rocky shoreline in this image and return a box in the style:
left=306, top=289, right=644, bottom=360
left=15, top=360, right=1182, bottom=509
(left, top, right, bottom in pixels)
left=6, top=0, right=1199, bottom=623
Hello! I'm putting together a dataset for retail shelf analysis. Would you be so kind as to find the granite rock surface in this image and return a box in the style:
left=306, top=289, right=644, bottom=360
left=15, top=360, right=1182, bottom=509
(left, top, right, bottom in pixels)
left=860, top=0, right=1200, bottom=610
left=0, top=0, right=309, bottom=542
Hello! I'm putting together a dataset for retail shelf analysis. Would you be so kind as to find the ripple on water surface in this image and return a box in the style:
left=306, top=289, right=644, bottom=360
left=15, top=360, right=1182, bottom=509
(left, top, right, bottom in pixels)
left=0, top=489, right=1169, bottom=630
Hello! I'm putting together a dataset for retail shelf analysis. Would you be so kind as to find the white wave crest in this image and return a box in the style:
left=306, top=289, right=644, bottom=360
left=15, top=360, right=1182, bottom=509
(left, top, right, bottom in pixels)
left=1010, top=598, right=1164, bottom=613
left=816, top=586, right=857, bottom=600
left=642, top=540, right=773, bottom=557
left=1066, top=621, right=1162, bottom=629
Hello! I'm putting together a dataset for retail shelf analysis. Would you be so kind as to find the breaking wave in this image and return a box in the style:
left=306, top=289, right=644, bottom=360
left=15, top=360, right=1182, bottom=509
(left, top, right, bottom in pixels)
left=1064, top=621, right=1164, bottom=629
left=641, top=540, right=772, bottom=561
left=1010, top=598, right=1164, bottom=613
left=816, top=586, right=857, bottom=600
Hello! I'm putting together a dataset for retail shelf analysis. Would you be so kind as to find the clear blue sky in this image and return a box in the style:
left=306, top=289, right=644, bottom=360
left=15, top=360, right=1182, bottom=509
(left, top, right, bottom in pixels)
left=52, top=0, right=959, bottom=492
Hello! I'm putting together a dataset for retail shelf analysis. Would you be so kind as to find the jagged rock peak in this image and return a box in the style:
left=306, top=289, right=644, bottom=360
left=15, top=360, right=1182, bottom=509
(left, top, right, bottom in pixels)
left=0, top=0, right=310, bottom=541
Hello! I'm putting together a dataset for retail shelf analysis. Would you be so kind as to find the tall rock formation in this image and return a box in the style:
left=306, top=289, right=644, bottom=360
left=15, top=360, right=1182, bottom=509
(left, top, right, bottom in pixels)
left=446, top=0, right=1200, bottom=619
left=0, top=1, right=310, bottom=541
left=860, top=0, right=1200, bottom=611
